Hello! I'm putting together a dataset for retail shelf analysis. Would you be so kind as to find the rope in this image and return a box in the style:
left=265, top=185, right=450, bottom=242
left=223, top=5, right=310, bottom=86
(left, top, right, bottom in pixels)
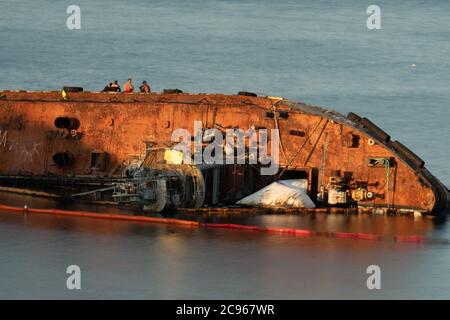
left=384, top=159, right=391, bottom=210
left=271, top=102, right=288, bottom=164
left=303, top=119, right=329, bottom=166
left=276, top=118, right=324, bottom=179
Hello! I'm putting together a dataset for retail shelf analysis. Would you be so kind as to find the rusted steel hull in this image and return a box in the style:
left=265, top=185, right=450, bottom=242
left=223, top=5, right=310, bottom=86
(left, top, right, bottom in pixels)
left=0, top=90, right=448, bottom=216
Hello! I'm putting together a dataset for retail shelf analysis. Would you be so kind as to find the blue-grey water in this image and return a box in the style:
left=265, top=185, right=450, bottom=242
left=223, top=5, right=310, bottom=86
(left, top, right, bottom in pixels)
left=0, top=0, right=449, bottom=299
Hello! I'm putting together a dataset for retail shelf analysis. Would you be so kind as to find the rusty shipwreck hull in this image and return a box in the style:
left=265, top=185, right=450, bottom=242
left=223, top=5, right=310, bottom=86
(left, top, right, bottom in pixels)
left=0, top=90, right=448, bottom=216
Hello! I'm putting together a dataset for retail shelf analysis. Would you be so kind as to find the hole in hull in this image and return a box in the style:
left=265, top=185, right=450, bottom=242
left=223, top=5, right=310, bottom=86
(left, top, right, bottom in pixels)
left=54, top=117, right=80, bottom=130
left=52, top=152, right=73, bottom=167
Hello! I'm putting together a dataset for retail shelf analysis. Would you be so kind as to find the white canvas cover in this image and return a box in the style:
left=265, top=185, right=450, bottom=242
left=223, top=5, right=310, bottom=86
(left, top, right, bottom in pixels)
left=236, top=179, right=315, bottom=208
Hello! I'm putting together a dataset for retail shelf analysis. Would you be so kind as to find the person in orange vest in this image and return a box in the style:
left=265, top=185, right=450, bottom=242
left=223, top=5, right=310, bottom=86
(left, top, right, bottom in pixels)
left=123, top=78, right=134, bottom=93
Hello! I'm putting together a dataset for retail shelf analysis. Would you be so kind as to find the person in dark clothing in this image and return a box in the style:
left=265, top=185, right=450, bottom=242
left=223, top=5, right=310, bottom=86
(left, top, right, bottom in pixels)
left=139, top=80, right=151, bottom=93
left=102, top=82, right=113, bottom=92
left=110, top=80, right=121, bottom=92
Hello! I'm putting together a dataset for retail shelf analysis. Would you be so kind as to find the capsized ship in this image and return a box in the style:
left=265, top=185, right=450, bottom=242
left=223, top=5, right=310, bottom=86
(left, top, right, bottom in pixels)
left=0, top=88, right=448, bottom=217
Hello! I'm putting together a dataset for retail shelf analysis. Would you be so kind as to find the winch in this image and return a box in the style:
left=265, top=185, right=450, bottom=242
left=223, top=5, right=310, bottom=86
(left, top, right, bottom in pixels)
left=318, top=170, right=375, bottom=207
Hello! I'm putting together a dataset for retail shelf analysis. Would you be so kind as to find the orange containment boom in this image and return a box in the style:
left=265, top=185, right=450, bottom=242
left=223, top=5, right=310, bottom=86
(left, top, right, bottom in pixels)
left=0, top=203, right=432, bottom=243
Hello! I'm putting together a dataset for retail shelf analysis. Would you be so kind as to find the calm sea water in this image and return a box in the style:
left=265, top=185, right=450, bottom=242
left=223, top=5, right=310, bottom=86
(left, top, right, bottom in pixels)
left=0, top=0, right=449, bottom=299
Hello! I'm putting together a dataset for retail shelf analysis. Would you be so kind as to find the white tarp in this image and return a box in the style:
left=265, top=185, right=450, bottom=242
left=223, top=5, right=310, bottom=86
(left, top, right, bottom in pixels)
left=236, top=179, right=315, bottom=209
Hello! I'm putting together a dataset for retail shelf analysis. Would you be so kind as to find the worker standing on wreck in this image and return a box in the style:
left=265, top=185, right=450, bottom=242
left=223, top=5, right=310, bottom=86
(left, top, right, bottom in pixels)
left=102, top=82, right=112, bottom=92
left=110, top=80, right=121, bottom=92
left=123, top=78, right=134, bottom=93
left=139, top=80, right=151, bottom=93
